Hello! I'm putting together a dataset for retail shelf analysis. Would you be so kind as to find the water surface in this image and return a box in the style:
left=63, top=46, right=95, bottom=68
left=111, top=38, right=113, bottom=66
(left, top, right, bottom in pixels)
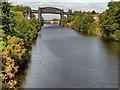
left=20, top=24, right=119, bottom=88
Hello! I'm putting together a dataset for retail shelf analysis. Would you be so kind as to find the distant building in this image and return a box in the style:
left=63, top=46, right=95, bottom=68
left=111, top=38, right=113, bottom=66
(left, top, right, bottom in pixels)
left=92, top=14, right=99, bottom=21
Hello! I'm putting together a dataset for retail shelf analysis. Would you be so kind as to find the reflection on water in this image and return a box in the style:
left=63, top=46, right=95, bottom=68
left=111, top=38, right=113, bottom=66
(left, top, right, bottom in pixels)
left=16, top=24, right=119, bottom=88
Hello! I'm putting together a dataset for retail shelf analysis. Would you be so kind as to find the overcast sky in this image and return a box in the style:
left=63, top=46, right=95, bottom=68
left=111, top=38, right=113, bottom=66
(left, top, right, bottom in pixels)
left=8, top=0, right=120, bottom=20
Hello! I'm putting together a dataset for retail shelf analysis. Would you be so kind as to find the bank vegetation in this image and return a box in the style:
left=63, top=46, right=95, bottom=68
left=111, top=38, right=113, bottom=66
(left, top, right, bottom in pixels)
left=1, top=2, right=43, bottom=88
left=62, top=1, right=120, bottom=41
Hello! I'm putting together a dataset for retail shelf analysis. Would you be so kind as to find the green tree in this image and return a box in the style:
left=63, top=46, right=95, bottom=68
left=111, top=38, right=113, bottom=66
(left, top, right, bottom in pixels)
left=52, top=19, right=59, bottom=21
left=68, top=9, right=72, bottom=14
left=2, top=2, right=15, bottom=34
left=99, top=1, right=120, bottom=41
left=2, top=2, right=42, bottom=88
left=91, top=10, right=96, bottom=14
left=11, top=5, right=31, bottom=11
left=73, top=11, right=82, bottom=16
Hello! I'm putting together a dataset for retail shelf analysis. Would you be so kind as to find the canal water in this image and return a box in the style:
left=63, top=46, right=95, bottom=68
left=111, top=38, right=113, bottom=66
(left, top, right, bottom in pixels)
left=19, top=24, right=119, bottom=88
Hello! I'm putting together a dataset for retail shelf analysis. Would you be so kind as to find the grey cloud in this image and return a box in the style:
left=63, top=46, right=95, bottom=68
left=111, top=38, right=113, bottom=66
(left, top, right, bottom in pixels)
left=29, top=2, right=108, bottom=12
left=9, top=1, right=27, bottom=6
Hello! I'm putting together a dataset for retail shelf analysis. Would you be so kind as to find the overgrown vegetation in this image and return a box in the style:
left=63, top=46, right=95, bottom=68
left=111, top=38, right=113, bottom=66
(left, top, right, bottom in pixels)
left=62, top=11, right=95, bottom=33
left=2, top=2, right=43, bottom=88
left=99, top=1, right=120, bottom=41
left=11, top=5, right=36, bottom=18
left=52, top=19, right=59, bottom=21
left=11, top=5, right=31, bottom=12
left=62, top=1, right=120, bottom=41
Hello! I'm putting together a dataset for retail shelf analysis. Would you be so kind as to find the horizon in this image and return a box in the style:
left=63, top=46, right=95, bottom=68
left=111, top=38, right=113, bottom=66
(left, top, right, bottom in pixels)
left=8, top=0, right=120, bottom=19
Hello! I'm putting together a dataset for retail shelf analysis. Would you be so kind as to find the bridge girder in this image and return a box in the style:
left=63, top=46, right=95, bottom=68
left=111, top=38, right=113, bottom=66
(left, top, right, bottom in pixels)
left=24, top=7, right=71, bottom=25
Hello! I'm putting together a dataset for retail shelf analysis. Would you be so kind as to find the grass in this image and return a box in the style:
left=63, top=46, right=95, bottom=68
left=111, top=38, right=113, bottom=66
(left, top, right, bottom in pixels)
left=88, top=21, right=101, bottom=36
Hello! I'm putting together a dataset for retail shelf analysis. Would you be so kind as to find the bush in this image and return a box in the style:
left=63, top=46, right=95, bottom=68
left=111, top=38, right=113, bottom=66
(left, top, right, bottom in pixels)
left=70, top=13, right=94, bottom=32
left=2, top=2, right=42, bottom=88
left=99, top=1, right=120, bottom=41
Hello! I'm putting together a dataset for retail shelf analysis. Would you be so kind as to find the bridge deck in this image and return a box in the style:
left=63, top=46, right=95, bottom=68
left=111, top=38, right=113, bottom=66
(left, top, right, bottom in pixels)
left=31, top=10, right=68, bottom=15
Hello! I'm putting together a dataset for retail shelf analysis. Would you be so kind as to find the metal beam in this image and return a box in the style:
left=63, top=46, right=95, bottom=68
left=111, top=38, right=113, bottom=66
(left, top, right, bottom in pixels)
left=64, top=12, right=68, bottom=15
left=38, top=7, right=42, bottom=24
left=25, top=7, right=69, bottom=26
left=31, top=10, right=38, bottom=13
left=41, top=12, right=61, bottom=14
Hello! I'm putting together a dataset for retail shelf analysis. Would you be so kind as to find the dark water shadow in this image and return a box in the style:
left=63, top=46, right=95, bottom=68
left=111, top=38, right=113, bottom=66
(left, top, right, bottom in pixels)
left=15, top=35, right=42, bottom=88
left=15, top=59, right=31, bottom=88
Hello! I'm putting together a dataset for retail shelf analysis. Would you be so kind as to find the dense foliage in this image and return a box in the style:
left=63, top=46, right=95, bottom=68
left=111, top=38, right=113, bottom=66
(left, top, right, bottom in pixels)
left=72, top=13, right=94, bottom=32
left=91, top=10, right=97, bottom=14
left=99, top=1, right=120, bottom=41
left=11, top=5, right=31, bottom=12
left=2, top=2, right=42, bottom=88
left=68, top=9, right=73, bottom=15
left=52, top=19, right=59, bottom=21
left=62, top=1, right=120, bottom=41
left=11, top=5, right=36, bottom=18
left=62, top=11, right=94, bottom=33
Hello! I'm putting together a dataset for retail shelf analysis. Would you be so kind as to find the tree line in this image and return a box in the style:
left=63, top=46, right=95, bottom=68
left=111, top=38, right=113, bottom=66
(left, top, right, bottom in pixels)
left=1, top=2, right=43, bottom=88
left=11, top=5, right=30, bottom=11
left=62, top=1, right=120, bottom=41
left=99, top=1, right=120, bottom=41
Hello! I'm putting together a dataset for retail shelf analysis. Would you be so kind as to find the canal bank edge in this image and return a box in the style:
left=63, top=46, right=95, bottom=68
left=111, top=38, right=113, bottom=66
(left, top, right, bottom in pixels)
left=62, top=1, right=120, bottom=42
left=2, top=2, right=43, bottom=88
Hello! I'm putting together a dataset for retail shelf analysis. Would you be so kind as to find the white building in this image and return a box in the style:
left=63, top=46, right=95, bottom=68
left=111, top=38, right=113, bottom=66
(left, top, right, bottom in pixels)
left=92, top=14, right=99, bottom=21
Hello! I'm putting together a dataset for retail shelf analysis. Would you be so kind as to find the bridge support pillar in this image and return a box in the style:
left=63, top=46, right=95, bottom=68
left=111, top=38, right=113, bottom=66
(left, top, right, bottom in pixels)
left=67, top=12, right=70, bottom=17
left=25, top=10, right=28, bottom=19
left=60, top=9, right=64, bottom=26
left=28, top=9, right=31, bottom=20
left=38, top=7, right=42, bottom=25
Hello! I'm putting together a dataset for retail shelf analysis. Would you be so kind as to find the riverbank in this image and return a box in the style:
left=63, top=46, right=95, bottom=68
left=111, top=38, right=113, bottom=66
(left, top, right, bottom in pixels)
left=66, top=21, right=101, bottom=36
left=62, top=17, right=105, bottom=40
left=2, top=2, right=43, bottom=88
left=64, top=21, right=120, bottom=42
left=62, top=1, right=120, bottom=42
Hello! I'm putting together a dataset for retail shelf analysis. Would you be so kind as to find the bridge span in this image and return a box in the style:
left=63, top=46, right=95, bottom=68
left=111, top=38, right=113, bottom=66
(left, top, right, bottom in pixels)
left=23, top=7, right=72, bottom=25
